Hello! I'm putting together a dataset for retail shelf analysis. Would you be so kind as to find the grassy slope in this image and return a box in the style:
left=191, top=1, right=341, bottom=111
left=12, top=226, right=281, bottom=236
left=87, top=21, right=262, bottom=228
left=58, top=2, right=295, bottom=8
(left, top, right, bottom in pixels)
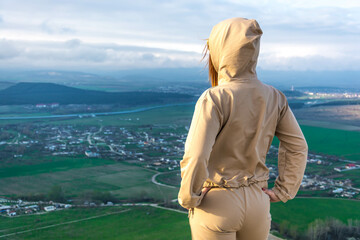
left=1, top=199, right=359, bottom=239
left=0, top=207, right=191, bottom=240
left=270, top=198, right=360, bottom=232
left=0, top=157, right=115, bottom=178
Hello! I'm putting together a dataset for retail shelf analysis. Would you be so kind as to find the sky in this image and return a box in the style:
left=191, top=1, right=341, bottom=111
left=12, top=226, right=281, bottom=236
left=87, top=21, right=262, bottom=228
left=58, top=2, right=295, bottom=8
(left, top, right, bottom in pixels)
left=0, top=0, right=360, bottom=72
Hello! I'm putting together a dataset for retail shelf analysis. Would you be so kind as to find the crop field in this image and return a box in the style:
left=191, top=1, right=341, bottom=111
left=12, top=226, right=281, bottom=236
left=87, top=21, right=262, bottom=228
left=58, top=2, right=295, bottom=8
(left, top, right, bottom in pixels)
left=0, top=160, right=178, bottom=201
left=294, top=105, right=360, bottom=128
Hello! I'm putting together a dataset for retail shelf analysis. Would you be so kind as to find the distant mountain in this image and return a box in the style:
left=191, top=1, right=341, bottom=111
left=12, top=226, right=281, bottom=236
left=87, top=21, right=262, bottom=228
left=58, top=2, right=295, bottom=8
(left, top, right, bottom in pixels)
left=0, top=82, right=195, bottom=105
left=0, top=81, right=15, bottom=90
left=1, top=69, right=359, bottom=90
left=0, top=71, right=107, bottom=84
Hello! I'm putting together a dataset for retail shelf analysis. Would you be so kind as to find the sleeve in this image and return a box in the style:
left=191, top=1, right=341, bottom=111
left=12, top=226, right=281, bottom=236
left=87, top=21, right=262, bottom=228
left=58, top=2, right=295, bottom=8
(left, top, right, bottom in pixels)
left=272, top=95, right=308, bottom=203
left=177, top=90, right=222, bottom=209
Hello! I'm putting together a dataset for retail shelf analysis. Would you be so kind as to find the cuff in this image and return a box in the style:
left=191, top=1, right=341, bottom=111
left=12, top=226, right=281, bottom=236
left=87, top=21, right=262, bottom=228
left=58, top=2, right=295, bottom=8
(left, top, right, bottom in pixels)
left=271, top=187, right=290, bottom=203
left=178, top=190, right=206, bottom=209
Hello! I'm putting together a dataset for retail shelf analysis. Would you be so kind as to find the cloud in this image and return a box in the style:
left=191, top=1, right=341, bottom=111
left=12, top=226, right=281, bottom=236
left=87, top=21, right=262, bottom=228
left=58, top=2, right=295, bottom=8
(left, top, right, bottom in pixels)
left=259, top=54, right=360, bottom=71
left=0, top=0, right=359, bottom=71
left=41, top=20, right=76, bottom=35
left=0, top=39, right=201, bottom=70
left=0, top=40, right=21, bottom=59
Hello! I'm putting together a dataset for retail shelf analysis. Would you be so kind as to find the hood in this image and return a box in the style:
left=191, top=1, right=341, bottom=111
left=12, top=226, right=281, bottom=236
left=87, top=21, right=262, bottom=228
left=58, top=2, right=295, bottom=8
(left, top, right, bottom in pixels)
left=208, top=17, right=263, bottom=85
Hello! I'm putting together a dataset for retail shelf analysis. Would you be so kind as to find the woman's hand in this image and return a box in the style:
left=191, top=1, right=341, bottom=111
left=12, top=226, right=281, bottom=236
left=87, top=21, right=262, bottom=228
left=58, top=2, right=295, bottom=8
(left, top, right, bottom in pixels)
left=185, top=187, right=211, bottom=210
left=201, top=187, right=211, bottom=197
left=262, top=188, right=281, bottom=203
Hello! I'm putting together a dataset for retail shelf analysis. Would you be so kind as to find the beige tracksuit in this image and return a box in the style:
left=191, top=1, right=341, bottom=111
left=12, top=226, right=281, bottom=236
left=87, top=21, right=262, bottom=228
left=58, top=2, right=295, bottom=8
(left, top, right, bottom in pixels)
left=178, top=17, right=308, bottom=240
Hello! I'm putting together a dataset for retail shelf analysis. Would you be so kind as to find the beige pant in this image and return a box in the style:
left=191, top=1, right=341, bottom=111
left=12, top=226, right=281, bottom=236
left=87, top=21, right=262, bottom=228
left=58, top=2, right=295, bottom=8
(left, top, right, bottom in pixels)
left=189, top=182, right=271, bottom=240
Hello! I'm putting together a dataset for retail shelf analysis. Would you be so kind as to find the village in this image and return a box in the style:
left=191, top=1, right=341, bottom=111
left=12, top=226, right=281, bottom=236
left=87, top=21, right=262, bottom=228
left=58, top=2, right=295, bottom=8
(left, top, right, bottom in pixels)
left=0, top=122, right=359, bottom=218
left=0, top=198, right=72, bottom=217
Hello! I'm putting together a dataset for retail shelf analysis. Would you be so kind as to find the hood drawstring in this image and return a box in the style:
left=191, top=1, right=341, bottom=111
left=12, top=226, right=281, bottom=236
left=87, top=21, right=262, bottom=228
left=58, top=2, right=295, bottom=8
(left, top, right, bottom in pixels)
left=188, top=207, right=194, bottom=218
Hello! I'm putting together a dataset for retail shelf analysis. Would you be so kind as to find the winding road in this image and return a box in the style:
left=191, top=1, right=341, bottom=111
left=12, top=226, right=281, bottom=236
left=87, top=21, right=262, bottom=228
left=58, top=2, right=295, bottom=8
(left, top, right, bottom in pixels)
left=151, top=172, right=178, bottom=189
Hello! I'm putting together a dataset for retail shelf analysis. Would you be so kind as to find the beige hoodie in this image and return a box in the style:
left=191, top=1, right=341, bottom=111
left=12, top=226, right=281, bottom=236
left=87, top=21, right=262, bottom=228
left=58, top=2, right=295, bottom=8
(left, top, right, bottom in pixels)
left=177, top=17, right=308, bottom=209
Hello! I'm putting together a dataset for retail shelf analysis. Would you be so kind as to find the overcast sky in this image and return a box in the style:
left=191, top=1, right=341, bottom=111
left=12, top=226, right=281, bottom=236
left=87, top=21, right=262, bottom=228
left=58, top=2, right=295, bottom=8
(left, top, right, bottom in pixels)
left=1, top=0, right=360, bottom=71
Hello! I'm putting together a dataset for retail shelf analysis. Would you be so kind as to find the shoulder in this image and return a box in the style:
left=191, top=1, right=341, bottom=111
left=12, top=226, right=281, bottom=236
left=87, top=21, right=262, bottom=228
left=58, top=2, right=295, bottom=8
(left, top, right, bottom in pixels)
left=261, top=84, right=289, bottom=118
left=263, top=84, right=288, bottom=104
left=195, top=87, right=223, bottom=118
left=197, top=87, right=218, bottom=104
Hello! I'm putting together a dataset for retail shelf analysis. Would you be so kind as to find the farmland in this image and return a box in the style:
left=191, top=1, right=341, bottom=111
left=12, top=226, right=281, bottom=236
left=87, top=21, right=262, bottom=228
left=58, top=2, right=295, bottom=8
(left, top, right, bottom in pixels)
left=1, top=102, right=360, bottom=239
left=0, top=206, right=191, bottom=240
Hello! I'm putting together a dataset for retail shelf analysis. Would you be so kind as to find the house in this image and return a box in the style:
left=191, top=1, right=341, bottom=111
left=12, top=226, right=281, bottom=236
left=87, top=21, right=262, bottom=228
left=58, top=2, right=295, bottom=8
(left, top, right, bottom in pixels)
left=8, top=211, right=16, bottom=217
left=332, top=188, right=343, bottom=194
left=0, top=205, right=12, bottom=213
left=85, top=150, right=100, bottom=157
left=44, top=206, right=56, bottom=212
left=346, top=163, right=356, bottom=168
left=25, top=209, right=33, bottom=214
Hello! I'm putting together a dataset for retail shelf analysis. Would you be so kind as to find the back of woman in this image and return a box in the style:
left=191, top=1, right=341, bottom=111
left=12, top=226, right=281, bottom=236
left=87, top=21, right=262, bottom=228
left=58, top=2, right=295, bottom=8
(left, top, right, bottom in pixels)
left=178, top=17, right=308, bottom=240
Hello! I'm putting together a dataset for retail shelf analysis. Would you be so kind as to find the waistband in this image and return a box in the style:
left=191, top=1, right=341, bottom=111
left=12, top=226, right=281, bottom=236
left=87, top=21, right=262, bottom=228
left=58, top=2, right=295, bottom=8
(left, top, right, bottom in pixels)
left=202, top=177, right=269, bottom=189
left=188, top=178, right=269, bottom=218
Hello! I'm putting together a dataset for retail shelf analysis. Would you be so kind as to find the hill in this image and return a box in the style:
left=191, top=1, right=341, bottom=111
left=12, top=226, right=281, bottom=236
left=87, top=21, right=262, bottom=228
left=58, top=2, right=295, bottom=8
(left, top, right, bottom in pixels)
left=281, top=90, right=306, bottom=98
left=0, top=82, right=195, bottom=106
left=311, top=99, right=360, bottom=107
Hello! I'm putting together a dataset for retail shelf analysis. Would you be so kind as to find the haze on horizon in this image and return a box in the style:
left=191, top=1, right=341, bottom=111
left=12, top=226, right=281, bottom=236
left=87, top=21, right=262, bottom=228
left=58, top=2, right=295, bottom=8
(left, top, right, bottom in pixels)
left=0, top=0, right=359, bottom=74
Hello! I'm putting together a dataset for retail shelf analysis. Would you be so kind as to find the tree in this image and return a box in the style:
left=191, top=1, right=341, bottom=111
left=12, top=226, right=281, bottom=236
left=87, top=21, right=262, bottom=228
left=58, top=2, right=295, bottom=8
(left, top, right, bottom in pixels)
left=48, top=185, right=66, bottom=203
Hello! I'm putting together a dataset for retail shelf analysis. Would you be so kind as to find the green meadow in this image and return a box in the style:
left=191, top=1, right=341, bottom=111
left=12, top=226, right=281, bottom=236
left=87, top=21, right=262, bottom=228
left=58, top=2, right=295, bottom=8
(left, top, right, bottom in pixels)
left=270, top=197, right=360, bottom=232
left=273, top=125, right=360, bottom=161
left=0, top=160, right=178, bottom=201
left=0, top=199, right=359, bottom=239
left=0, top=206, right=191, bottom=240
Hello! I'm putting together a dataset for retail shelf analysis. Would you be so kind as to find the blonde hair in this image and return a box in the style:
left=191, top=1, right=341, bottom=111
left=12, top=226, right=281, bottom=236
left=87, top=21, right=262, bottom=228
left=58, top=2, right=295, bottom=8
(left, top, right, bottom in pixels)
left=202, top=40, right=218, bottom=87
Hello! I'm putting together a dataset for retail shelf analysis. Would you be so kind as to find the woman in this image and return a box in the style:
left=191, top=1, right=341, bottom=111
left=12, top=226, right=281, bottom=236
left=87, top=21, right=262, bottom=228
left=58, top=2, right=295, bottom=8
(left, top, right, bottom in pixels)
left=178, top=17, right=308, bottom=240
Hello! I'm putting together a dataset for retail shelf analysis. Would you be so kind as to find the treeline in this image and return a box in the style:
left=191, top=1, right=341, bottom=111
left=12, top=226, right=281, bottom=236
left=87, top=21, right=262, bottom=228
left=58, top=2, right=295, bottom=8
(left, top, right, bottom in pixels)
left=272, top=217, right=360, bottom=240
left=11, top=185, right=67, bottom=203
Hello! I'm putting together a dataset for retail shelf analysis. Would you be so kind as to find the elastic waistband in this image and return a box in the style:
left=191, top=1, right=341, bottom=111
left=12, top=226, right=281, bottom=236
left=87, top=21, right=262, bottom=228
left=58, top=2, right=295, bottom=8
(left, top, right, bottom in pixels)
left=203, top=178, right=268, bottom=189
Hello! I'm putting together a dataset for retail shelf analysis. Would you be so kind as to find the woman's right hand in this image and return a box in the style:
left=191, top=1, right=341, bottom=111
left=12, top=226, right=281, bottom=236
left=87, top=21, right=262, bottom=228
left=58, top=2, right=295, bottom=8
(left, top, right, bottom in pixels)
left=262, top=188, right=281, bottom=202
left=201, top=187, right=211, bottom=197
left=185, top=187, right=211, bottom=210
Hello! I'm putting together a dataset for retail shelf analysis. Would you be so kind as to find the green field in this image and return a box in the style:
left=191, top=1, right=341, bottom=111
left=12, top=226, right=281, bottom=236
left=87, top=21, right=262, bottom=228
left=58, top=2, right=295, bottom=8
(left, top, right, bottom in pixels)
left=0, top=206, right=191, bottom=240
left=0, top=160, right=178, bottom=201
left=273, top=125, right=360, bottom=161
left=1, top=198, right=359, bottom=239
left=0, top=157, right=115, bottom=178
left=270, top=197, right=360, bottom=232
left=0, top=104, right=195, bottom=126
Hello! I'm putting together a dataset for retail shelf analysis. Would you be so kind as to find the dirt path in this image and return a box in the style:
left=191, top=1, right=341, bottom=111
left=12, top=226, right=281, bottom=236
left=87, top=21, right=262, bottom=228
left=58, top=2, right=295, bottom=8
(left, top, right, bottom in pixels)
left=151, top=172, right=177, bottom=189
